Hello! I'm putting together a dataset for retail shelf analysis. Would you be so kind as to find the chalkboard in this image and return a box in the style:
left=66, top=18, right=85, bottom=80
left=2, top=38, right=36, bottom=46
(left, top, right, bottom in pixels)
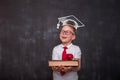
left=0, top=0, right=120, bottom=80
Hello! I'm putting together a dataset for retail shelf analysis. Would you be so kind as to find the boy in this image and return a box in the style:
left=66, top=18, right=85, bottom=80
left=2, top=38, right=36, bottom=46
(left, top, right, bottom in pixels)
left=52, top=15, right=84, bottom=80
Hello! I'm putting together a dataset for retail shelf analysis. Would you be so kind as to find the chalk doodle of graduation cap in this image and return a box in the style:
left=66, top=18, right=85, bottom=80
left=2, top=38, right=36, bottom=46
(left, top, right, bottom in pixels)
left=57, top=15, right=85, bottom=30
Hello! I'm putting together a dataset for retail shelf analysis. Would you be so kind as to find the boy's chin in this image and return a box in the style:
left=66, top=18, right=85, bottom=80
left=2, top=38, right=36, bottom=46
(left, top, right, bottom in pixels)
left=61, top=40, right=68, bottom=43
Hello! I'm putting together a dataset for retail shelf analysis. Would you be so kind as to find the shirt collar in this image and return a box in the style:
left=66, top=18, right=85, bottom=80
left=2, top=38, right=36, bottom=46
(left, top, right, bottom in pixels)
left=61, top=43, right=73, bottom=48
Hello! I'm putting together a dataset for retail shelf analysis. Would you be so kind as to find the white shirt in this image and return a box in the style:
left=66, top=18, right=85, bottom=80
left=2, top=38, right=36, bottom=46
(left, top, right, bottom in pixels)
left=52, top=43, right=82, bottom=80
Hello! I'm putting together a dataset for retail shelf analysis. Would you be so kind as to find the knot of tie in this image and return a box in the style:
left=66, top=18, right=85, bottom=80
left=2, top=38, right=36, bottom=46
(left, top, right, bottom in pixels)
left=63, top=46, right=67, bottom=50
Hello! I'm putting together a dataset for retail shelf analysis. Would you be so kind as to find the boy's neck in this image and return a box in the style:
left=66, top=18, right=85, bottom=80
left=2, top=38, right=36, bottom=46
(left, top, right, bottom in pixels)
left=62, top=42, right=72, bottom=46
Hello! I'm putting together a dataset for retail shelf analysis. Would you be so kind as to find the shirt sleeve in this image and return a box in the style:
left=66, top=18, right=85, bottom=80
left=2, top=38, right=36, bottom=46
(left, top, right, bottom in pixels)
left=52, top=47, right=58, bottom=60
left=74, top=46, right=82, bottom=59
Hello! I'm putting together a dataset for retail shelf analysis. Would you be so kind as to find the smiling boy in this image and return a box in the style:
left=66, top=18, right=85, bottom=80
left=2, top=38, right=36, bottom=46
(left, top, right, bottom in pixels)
left=52, top=15, right=84, bottom=80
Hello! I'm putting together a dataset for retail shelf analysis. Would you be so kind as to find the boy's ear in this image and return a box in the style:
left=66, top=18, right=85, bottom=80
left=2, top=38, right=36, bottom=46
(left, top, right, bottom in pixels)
left=72, top=35, right=76, bottom=40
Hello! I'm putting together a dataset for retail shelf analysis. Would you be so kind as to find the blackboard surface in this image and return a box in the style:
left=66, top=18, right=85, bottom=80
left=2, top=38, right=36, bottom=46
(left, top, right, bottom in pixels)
left=0, top=0, right=120, bottom=80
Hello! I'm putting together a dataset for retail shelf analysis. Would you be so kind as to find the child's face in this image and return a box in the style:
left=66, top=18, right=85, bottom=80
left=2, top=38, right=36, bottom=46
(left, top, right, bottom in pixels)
left=59, top=25, right=76, bottom=45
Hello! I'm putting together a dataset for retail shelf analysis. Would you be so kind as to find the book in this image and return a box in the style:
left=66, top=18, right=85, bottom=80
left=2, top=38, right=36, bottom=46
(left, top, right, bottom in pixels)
left=48, top=60, right=79, bottom=67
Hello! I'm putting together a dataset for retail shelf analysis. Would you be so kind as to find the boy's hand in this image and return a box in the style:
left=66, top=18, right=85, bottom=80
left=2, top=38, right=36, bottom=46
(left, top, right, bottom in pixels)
left=52, top=66, right=72, bottom=72
left=52, top=66, right=61, bottom=71
left=60, top=66, right=72, bottom=72
left=60, top=66, right=79, bottom=72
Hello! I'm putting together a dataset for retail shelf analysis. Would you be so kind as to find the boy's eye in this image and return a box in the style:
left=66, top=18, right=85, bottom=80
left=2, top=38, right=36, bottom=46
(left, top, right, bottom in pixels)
left=60, top=30, right=74, bottom=35
left=65, top=31, right=69, bottom=34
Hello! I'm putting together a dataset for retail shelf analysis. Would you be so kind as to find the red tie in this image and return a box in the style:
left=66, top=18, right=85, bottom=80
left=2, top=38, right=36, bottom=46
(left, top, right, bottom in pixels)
left=61, top=46, right=67, bottom=76
left=62, top=46, right=67, bottom=60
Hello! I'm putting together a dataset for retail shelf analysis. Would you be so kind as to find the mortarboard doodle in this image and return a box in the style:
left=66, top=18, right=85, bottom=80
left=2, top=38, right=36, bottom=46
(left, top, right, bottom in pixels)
left=57, top=15, right=85, bottom=29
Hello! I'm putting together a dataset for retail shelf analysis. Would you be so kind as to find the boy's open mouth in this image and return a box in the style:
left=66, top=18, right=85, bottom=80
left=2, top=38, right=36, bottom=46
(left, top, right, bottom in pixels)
left=62, top=36, right=67, bottom=39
